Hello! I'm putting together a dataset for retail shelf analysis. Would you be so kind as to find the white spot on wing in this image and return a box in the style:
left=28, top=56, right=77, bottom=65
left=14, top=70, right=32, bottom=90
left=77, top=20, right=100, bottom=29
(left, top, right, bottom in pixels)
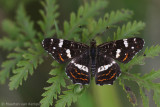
left=134, top=38, right=137, bottom=43
left=51, top=56, right=55, bottom=59
left=66, top=49, right=71, bottom=58
left=42, top=40, right=44, bottom=47
left=74, top=63, right=88, bottom=72
left=116, top=49, right=121, bottom=58
left=53, top=47, right=56, bottom=49
left=50, top=39, right=53, bottom=44
left=71, top=60, right=75, bottom=63
left=123, top=39, right=128, bottom=47
left=59, top=39, right=64, bottom=47
left=131, top=47, right=134, bottom=49
left=98, top=61, right=116, bottom=72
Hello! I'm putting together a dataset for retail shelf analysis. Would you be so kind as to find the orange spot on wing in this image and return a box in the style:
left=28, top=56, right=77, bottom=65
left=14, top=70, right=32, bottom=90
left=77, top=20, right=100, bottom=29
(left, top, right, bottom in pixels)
left=70, top=71, right=88, bottom=81
left=98, top=69, right=112, bottom=77
left=58, top=53, right=64, bottom=62
left=97, top=72, right=116, bottom=81
left=75, top=69, right=88, bottom=76
left=109, top=72, right=116, bottom=80
left=123, top=53, right=128, bottom=62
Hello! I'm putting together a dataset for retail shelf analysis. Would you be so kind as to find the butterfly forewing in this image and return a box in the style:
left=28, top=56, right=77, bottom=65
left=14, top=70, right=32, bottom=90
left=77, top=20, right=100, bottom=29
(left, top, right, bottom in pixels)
left=66, top=51, right=90, bottom=85
left=42, top=38, right=89, bottom=63
left=97, top=38, right=144, bottom=63
left=95, top=54, right=121, bottom=85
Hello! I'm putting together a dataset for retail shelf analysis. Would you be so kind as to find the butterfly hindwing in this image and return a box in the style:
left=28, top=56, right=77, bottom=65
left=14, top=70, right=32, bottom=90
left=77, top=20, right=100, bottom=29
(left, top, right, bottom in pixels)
left=66, top=50, right=90, bottom=85
left=95, top=54, right=121, bottom=85
left=97, top=37, right=144, bottom=63
left=42, top=38, right=89, bottom=63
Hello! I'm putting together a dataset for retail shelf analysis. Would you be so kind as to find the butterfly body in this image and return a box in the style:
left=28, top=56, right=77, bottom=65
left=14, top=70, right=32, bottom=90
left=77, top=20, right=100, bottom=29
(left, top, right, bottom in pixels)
left=42, top=37, right=144, bottom=85
left=90, top=39, right=97, bottom=76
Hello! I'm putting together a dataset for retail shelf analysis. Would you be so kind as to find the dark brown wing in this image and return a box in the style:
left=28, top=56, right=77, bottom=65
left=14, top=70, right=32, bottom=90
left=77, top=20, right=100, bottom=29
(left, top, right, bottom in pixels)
left=97, top=38, right=144, bottom=63
left=42, top=38, right=89, bottom=63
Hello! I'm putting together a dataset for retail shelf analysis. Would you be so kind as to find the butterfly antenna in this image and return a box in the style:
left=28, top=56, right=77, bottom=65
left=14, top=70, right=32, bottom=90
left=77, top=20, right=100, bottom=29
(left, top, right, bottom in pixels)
left=84, top=26, right=110, bottom=43
left=93, top=26, right=110, bottom=39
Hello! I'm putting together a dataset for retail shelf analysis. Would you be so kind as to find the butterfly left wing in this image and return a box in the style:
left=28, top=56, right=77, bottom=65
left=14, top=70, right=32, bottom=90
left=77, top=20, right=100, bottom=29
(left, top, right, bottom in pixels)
left=97, top=37, right=144, bottom=63
left=42, top=38, right=89, bottom=63
left=95, top=54, right=121, bottom=85
left=66, top=50, right=90, bottom=85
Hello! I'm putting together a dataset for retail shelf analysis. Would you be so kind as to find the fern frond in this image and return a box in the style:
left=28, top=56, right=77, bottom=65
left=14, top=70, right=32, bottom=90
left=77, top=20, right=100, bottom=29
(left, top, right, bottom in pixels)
left=121, top=70, right=160, bottom=107
left=40, top=62, right=66, bottom=107
left=38, top=0, right=59, bottom=38
left=0, top=5, right=36, bottom=51
left=114, top=21, right=145, bottom=40
left=0, top=37, right=20, bottom=51
left=2, top=19, right=20, bottom=39
left=119, top=80, right=137, bottom=106
left=153, top=89, right=160, bottom=106
left=144, top=45, right=160, bottom=58
left=63, top=1, right=108, bottom=41
left=86, top=9, right=133, bottom=41
left=142, top=69, right=160, bottom=81
left=139, top=87, right=149, bottom=107
left=9, top=61, right=32, bottom=90
left=105, top=9, right=133, bottom=25
left=9, top=44, right=44, bottom=90
left=16, top=5, right=36, bottom=42
left=55, top=85, right=86, bottom=107
left=0, top=50, right=22, bottom=84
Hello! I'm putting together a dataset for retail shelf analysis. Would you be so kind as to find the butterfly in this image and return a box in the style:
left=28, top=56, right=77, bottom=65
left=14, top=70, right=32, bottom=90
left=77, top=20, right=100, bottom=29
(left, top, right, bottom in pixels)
left=42, top=37, right=144, bottom=85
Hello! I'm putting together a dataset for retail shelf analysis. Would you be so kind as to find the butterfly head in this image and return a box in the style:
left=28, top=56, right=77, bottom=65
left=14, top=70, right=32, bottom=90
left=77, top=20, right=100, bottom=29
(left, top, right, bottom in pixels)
left=90, top=39, right=96, bottom=47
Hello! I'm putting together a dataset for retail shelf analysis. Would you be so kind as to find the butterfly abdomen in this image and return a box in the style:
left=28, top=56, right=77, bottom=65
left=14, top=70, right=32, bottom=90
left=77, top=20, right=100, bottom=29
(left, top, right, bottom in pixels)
left=90, top=40, right=97, bottom=76
left=90, top=48, right=96, bottom=76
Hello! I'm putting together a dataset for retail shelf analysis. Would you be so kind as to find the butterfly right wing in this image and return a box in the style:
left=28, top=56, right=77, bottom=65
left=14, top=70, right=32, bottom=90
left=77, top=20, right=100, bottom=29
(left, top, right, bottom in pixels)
left=95, top=54, right=121, bottom=85
left=42, top=38, right=89, bottom=63
left=66, top=50, right=90, bottom=85
left=97, top=38, right=144, bottom=63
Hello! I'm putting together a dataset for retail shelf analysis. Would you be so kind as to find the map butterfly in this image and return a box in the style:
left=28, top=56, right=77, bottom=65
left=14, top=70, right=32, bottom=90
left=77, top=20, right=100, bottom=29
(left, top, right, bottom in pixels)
left=42, top=37, right=144, bottom=85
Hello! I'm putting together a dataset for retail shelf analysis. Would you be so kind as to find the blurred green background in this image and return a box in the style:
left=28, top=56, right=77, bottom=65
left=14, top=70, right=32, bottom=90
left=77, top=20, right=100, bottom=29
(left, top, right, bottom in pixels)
left=0, top=0, right=160, bottom=107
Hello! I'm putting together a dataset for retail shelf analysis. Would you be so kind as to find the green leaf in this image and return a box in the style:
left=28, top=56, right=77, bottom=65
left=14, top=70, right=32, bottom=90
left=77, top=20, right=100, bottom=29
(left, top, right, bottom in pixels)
left=121, top=72, right=160, bottom=107
left=16, top=5, right=36, bottom=41
left=9, top=45, right=44, bottom=90
left=86, top=9, right=133, bottom=42
left=119, top=80, right=137, bottom=106
left=63, top=1, right=108, bottom=40
left=9, top=60, right=32, bottom=90
left=55, top=85, right=86, bottom=107
left=114, top=21, right=146, bottom=40
left=38, top=0, right=59, bottom=38
left=0, top=37, right=20, bottom=51
left=40, top=62, right=66, bottom=107
left=2, top=19, right=20, bottom=39
left=0, top=53, right=22, bottom=84
left=144, top=45, right=160, bottom=58
left=139, top=88, right=149, bottom=107
left=142, top=69, right=160, bottom=81
left=153, top=89, right=160, bottom=107
left=105, top=9, right=133, bottom=25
